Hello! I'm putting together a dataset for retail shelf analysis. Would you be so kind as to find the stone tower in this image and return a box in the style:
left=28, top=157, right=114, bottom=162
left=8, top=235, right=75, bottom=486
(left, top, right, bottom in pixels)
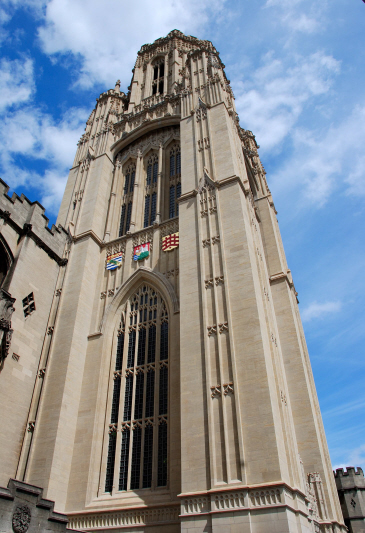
left=3, top=30, right=346, bottom=532
left=335, top=467, right=365, bottom=532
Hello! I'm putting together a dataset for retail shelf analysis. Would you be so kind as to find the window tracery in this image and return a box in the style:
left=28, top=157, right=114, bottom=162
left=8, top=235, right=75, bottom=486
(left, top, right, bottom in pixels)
left=119, top=163, right=136, bottom=236
left=104, top=285, right=169, bottom=493
left=152, top=59, right=165, bottom=96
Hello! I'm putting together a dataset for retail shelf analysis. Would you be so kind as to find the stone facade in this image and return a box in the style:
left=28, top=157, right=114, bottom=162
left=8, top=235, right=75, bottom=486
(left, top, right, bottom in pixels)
left=335, top=467, right=365, bottom=532
left=0, top=30, right=348, bottom=532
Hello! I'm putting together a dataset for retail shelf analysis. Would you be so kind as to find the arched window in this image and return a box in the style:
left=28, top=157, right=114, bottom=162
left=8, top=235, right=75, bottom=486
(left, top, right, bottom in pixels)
left=104, top=285, right=169, bottom=493
left=144, top=154, right=158, bottom=228
left=0, top=240, right=10, bottom=287
left=168, top=145, right=181, bottom=218
left=119, top=162, right=136, bottom=236
left=152, top=59, right=165, bottom=96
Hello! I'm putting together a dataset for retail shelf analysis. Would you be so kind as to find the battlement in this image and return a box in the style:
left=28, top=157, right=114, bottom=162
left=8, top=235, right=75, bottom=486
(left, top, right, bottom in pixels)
left=334, top=467, right=365, bottom=490
left=0, top=178, right=68, bottom=263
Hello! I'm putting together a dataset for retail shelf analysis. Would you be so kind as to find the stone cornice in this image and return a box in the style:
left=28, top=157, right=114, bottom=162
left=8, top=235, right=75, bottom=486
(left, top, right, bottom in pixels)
left=178, top=480, right=307, bottom=500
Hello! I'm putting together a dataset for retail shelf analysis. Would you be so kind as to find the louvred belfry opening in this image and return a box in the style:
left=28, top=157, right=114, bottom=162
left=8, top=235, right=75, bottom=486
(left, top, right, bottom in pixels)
left=104, top=285, right=169, bottom=493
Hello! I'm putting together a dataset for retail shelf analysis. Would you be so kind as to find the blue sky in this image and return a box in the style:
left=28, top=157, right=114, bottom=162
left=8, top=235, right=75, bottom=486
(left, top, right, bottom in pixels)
left=1, top=0, right=364, bottom=471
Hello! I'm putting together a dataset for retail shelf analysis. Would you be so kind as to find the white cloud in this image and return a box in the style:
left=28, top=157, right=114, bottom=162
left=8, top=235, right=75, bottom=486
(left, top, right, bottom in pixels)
left=233, top=51, right=340, bottom=152
left=301, top=300, right=341, bottom=322
left=36, top=0, right=227, bottom=88
left=0, top=57, right=34, bottom=111
left=270, top=103, right=365, bottom=205
left=264, top=0, right=323, bottom=35
left=0, top=105, right=88, bottom=212
left=0, top=56, right=88, bottom=214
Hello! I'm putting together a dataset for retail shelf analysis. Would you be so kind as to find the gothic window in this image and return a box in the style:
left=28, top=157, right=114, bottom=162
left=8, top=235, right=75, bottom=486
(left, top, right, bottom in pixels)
left=104, top=285, right=169, bottom=493
left=23, top=293, right=35, bottom=317
left=168, top=145, right=181, bottom=218
left=152, top=60, right=165, bottom=96
left=144, top=154, right=158, bottom=227
left=119, top=163, right=135, bottom=237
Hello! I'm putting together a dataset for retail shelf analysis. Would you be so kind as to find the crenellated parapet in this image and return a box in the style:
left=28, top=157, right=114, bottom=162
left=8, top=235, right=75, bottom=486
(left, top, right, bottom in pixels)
left=335, top=467, right=365, bottom=489
left=0, top=178, right=68, bottom=264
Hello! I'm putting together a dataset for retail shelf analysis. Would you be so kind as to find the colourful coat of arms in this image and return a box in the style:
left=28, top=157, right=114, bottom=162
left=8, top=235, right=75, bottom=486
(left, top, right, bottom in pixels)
left=162, top=232, right=179, bottom=252
left=106, top=252, right=123, bottom=270
left=133, top=242, right=151, bottom=261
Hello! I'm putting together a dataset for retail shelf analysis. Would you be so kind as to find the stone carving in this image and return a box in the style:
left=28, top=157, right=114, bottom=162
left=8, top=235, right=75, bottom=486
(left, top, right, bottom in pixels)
left=210, top=385, right=221, bottom=398
left=12, top=504, right=31, bottom=533
left=218, top=322, right=228, bottom=333
left=207, top=325, right=217, bottom=336
left=0, top=288, right=15, bottom=366
left=214, top=492, right=245, bottom=510
left=223, top=382, right=234, bottom=395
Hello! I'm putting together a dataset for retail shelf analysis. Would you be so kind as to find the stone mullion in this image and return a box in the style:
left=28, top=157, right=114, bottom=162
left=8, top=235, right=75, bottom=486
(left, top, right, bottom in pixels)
left=214, top=185, right=245, bottom=483
left=151, top=299, right=161, bottom=490
left=111, top=332, right=124, bottom=496
left=113, top=319, right=129, bottom=493
left=125, top=400, right=135, bottom=491
left=155, top=143, right=163, bottom=224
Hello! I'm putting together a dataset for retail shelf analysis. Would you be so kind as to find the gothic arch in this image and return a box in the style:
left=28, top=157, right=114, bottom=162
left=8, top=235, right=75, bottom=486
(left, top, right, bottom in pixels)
left=100, top=266, right=179, bottom=338
left=0, top=234, right=13, bottom=287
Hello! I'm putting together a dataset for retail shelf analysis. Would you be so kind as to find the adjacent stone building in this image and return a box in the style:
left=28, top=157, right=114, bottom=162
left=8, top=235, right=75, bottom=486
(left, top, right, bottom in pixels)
left=335, top=467, right=365, bottom=533
left=0, top=30, right=350, bottom=532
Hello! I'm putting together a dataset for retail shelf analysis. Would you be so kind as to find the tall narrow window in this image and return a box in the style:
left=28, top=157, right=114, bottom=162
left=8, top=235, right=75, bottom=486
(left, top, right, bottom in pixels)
left=126, top=202, right=132, bottom=233
left=105, top=286, right=169, bottom=492
left=105, top=324, right=125, bottom=492
left=144, top=154, right=158, bottom=227
left=169, top=145, right=181, bottom=219
left=152, top=60, right=165, bottom=96
left=169, top=185, right=175, bottom=219
left=119, top=162, right=136, bottom=236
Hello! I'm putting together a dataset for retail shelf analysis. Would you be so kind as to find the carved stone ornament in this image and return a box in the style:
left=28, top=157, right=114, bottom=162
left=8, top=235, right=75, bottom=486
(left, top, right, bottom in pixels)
left=12, top=504, right=31, bottom=533
left=0, top=288, right=15, bottom=365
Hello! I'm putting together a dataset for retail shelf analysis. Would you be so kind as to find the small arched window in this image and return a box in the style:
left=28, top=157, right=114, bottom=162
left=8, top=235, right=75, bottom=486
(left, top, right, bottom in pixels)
left=152, top=59, right=165, bottom=96
left=104, top=285, right=169, bottom=493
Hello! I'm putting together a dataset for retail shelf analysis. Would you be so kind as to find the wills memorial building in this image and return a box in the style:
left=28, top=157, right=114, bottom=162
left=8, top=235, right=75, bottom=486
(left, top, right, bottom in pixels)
left=0, top=30, right=346, bottom=533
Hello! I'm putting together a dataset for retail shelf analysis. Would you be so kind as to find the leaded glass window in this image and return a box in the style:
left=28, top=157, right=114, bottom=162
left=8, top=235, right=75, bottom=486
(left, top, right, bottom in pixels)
left=169, top=145, right=181, bottom=219
left=144, top=154, right=158, bottom=227
left=104, top=285, right=169, bottom=493
left=119, top=162, right=136, bottom=236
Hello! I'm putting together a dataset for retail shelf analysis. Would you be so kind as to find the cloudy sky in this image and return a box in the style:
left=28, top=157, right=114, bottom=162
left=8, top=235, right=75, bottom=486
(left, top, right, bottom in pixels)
left=1, top=0, right=364, bottom=471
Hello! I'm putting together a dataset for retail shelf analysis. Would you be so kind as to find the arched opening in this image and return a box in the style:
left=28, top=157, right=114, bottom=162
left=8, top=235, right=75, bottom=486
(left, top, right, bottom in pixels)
left=0, top=238, right=11, bottom=287
left=104, top=283, right=169, bottom=493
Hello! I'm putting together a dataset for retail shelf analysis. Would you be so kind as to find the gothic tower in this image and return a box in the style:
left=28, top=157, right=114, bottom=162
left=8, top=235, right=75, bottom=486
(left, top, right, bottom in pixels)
left=6, top=30, right=346, bottom=532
